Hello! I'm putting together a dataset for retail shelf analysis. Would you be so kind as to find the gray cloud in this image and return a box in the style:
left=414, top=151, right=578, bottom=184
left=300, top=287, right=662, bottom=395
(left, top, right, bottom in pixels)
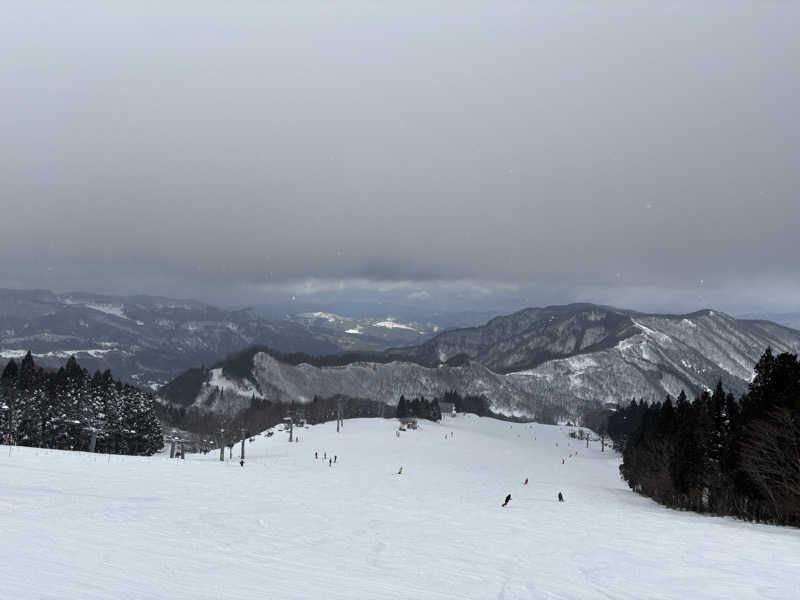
left=1, top=1, right=799, bottom=315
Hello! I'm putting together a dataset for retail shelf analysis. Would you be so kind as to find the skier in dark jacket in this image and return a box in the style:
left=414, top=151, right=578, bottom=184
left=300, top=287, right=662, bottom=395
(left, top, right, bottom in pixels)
left=502, top=494, right=511, bottom=507
left=558, top=492, right=564, bottom=502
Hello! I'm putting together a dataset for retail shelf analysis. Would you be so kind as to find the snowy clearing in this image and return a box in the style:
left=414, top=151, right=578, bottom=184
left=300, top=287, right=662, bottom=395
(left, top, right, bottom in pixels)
left=1, top=416, right=798, bottom=599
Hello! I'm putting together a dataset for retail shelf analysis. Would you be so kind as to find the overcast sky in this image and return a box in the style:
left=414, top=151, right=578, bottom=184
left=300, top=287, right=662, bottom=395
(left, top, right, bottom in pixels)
left=2, top=1, right=799, bottom=316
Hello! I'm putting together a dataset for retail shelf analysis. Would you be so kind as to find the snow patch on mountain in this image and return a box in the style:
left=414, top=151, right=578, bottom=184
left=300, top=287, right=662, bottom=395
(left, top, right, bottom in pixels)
left=632, top=319, right=672, bottom=344
left=207, top=368, right=263, bottom=399
left=63, top=299, right=129, bottom=320
left=190, top=368, right=265, bottom=414
left=373, top=319, right=419, bottom=332
left=301, top=312, right=343, bottom=323
left=85, top=303, right=128, bottom=319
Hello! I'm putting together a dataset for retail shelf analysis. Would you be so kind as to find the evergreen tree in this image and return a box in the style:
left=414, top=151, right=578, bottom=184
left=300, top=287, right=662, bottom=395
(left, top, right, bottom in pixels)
left=1, top=359, right=20, bottom=443
left=396, top=395, right=408, bottom=418
left=430, top=398, right=442, bottom=421
left=410, top=398, right=421, bottom=418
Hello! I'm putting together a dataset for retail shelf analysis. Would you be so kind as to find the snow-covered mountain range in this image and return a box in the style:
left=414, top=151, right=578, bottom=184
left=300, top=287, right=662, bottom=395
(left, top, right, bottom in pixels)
left=159, top=303, right=800, bottom=419
left=0, top=289, right=342, bottom=387
left=0, top=289, right=452, bottom=387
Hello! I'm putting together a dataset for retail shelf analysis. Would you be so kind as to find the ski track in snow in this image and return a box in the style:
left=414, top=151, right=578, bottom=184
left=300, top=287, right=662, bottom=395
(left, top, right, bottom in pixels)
left=1, top=416, right=798, bottom=599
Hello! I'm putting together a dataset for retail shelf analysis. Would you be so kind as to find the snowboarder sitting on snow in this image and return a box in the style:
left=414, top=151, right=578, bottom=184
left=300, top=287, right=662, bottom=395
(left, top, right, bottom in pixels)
left=502, top=494, right=511, bottom=507
left=558, top=492, right=564, bottom=502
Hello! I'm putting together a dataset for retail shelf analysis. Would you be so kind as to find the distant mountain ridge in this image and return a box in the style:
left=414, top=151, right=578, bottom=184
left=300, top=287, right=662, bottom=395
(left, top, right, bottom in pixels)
left=388, top=303, right=637, bottom=373
left=739, top=311, right=800, bottom=331
left=159, top=303, right=800, bottom=421
left=0, top=289, right=454, bottom=387
left=0, top=289, right=342, bottom=386
left=391, top=303, right=800, bottom=378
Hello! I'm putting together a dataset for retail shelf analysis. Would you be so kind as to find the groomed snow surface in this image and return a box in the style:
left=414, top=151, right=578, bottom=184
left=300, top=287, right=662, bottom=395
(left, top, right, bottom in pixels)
left=2, top=416, right=798, bottom=599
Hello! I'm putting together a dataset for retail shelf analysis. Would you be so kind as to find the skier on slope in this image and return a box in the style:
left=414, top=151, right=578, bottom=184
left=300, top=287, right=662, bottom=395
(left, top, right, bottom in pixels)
left=334, top=455, right=337, bottom=463
left=524, top=478, right=528, bottom=485
left=397, top=466, right=403, bottom=475
left=315, top=451, right=318, bottom=459
left=329, top=458, right=332, bottom=467
left=558, top=492, right=564, bottom=502
left=502, top=494, right=511, bottom=507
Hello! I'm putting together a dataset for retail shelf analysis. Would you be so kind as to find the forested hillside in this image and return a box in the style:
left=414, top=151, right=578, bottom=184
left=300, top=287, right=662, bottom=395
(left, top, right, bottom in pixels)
left=0, top=353, right=162, bottom=455
left=611, top=348, right=800, bottom=526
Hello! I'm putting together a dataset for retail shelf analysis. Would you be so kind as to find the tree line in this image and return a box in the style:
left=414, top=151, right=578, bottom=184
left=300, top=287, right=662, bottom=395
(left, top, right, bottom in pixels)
left=0, top=352, right=163, bottom=455
left=610, top=348, right=800, bottom=526
left=395, top=395, right=442, bottom=421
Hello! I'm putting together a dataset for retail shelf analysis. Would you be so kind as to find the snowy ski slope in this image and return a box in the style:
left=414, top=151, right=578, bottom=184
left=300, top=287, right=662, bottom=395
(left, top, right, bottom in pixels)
left=1, top=416, right=798, bottom=599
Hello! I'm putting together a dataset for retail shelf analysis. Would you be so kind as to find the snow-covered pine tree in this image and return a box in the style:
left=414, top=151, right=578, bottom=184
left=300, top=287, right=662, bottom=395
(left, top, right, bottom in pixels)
left=0, top=353, right=162, bottom=456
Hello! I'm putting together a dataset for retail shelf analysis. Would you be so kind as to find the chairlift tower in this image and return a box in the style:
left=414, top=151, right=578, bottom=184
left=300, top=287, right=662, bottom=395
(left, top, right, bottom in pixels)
left=336, top=399, right=344, bottom=432
left=83, top=425, right=100, bottom=453
left=283, top=415, right=294, bottom=443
